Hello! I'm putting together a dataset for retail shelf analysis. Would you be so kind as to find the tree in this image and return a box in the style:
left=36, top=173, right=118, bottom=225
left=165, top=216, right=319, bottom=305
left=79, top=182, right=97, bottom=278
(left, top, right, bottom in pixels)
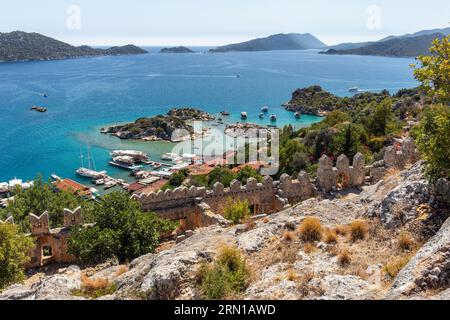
left=0, top=223, right=34, bottom=289
left=368, top=99, right=394, bottom=136
left=68, top=192, right=177, bottom=263
left=223, top=198, right=251, bottom=225
left=2, top=176, right=81, bottom=232
left=235, top=166, right=263, bottom=184
left=162, top=169, right=190, bottom=190
left=331, top=124, right=367, bottom=159
left=413, top=105, right=450, bottom=181
left=206, top=167, right=237, bottom=188
left=413, top=35, right=450, bottom=104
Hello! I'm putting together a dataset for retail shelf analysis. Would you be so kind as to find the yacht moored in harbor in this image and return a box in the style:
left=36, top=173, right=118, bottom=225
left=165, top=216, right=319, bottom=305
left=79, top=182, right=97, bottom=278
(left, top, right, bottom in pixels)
left=241, top=112, right=248, bottom=120
left=76, top=145, right=107, bottom=179
left=109, top=156, right=143, bottom=171
left=270, top=114, right=277, bottom=122
left=261, top=106, right=269, bottom=113
left=110, top=150, right=150, bottom=163
left=161, top=153, right=182, bottom=162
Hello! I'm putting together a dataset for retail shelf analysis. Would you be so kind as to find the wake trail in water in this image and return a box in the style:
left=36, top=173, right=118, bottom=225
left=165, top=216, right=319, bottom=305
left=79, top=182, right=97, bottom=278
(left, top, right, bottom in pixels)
left=147, top=73, right=239, bottom=78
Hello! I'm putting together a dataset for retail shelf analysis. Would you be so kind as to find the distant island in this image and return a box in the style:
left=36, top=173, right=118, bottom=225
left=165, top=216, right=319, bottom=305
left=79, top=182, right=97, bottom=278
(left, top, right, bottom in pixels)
left=320, top=27, right=449, bottom=57
left=209, top=33, right=326, bottom=52
left=0, top=31, right=148, bottom=62
left=101, top=108, right=214, bottom=142
left=160, top=46, right=194, bottom=53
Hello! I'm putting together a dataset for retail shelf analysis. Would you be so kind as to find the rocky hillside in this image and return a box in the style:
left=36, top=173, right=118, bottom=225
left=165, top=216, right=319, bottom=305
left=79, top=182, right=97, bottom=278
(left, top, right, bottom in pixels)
left=284, top=85, right=429, bottom=116
left=0, top=31, right=147, bottom=62
left=209, top=33, right=326, bottom=52
left=102, top=115, right=193, bottom=141
left=2, top=163, right=448, bottom=300
left=320, top=33, right=445, bottom=57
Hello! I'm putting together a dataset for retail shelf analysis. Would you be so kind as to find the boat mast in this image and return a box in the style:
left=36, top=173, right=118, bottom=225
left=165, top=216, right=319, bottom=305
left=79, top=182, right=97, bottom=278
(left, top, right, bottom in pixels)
left=86, top=145, right=92, bottom=171
left=79, top=144, right=84, bottom=169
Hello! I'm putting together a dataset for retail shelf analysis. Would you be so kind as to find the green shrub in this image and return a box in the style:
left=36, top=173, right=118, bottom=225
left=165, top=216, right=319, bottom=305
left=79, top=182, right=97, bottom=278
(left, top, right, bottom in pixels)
left=0, top=223, right=34, bottom=290
left=223, top=198, right=251, bottom=225
left=198, top=246, right=250, bottom=299
left=68, top=192, right=177, bottom=263
left=2, top=176, right=81, bottom=232
left=413, top=105, right=450, bottom=181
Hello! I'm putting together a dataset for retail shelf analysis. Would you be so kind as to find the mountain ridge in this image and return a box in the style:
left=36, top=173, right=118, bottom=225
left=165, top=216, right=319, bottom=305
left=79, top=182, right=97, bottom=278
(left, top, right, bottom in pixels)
left=321, top=32, right=446, bottom=57
left=0, top=31, right=148, bottom=62
left=209, top=33, right=327, bottom=52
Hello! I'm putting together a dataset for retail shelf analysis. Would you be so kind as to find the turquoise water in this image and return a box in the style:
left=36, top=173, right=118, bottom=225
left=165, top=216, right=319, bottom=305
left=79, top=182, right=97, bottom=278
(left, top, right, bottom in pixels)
left=0, top=48, right=417, bottom=185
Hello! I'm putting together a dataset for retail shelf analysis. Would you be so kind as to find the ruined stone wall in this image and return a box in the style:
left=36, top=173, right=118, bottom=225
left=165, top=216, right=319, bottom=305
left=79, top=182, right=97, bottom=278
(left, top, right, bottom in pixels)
left=317, top=153, right=366, bottom=192
left=367, top=137, right=421, bottom=182
left=26, top=207, right=83, bottom=268
left=133, top=174, right=315, bottom=223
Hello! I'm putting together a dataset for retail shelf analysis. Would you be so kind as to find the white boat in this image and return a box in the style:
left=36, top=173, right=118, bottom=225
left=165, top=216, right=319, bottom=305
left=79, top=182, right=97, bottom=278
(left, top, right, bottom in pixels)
left=94, top=179, right=105, bottom=185
left=270, top=114, right=277, bottom=122
left=295, top=112, right=301, bottom=119
left=50, top=174, right=61, bottom=181
left=76, top=145, right=106, bottom=179
left=161, top=153, right=182, bottom=162
left=104, top=181, right=117, bottom=189
left=110, top=150, right=149, bottom=163
left=76, top=168, right=107, bottom=179
left=349, top=87, right=359, bottom=93
left=241, top=112, right=248, bottom=120
left=261, top=106, right=269, bottom=113
left=109, top=156, right=143, bottom=171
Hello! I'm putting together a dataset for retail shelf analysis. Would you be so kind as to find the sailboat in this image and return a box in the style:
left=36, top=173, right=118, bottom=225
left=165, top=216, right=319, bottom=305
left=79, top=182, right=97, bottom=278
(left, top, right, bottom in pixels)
left=76, top=145, right=107, bottom=179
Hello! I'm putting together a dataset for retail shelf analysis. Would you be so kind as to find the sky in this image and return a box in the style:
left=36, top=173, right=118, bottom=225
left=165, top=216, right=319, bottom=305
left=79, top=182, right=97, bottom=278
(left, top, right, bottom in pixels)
left=1, top=0, right=449, bottom=46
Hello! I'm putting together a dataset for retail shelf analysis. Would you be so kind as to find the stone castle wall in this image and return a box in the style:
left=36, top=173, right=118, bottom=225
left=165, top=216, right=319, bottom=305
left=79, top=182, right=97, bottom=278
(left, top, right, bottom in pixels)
left=1, top=138, right=420, bottom=269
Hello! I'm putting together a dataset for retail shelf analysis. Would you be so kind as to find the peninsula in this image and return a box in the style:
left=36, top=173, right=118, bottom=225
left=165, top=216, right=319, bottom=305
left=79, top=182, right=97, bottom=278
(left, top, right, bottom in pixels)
left=320, top=29, right=448, bottom=57
left=0, top=31, right=148, bottom=62
left=101, top=108, right=214, bottom=142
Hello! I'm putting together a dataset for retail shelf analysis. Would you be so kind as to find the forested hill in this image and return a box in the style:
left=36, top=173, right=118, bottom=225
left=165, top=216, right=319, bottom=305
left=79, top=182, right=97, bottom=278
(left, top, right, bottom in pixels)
left=0, top=31, right=148, bottom=62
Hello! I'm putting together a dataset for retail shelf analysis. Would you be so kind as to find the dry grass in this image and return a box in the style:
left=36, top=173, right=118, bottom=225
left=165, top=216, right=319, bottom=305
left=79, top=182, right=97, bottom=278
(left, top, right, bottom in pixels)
left=270, top=242, right=299, bottom=264
left=349, top=219, right=369, bottom=242
left=243, top=216, right=256, bottom=232
left=383, top=167, right=400, bottom=180
left=323, top=228, right=338, bottom=244
left=282, top=230, right=295, bottom=242
left=303, top=242, right=316, bottom=254
left=114, top=265, right=129, bottom=277
left=298, top=217, right=323, bottom=243
left=72, top=275, right=117, bottom=299
left=383, top=255, right=412, bottom=279
left=397, top=231, right=415, bottom=251
left=326, top=244, right=339, bottom=257
left=337, top=248, right=352, bottom=267
left=334, top=224, right=349, bottom=236
left=286, top=269, right=299, bottom=281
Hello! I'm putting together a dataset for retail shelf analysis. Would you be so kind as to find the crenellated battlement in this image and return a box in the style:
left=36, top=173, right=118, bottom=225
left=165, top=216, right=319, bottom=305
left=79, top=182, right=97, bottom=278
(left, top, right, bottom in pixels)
left=317, top=152, right=365, bottom=192
left=30, top=211, right=50, bottom=236
left=368, top=137, right=420, bottom=181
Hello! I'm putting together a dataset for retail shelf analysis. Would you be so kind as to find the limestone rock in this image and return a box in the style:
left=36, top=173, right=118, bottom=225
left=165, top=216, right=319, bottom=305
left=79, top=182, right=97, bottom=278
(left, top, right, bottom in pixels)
left=387, top=216, right=450, bottom=299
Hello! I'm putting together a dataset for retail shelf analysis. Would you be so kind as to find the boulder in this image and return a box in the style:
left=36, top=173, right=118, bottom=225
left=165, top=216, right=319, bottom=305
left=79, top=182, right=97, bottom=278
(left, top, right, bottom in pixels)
left=386, top=216, right=450, bottom=299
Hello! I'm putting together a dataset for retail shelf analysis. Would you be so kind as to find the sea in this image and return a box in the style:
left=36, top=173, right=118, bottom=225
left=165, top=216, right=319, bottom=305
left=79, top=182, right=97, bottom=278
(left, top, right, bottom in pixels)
left=0, top=48, right=418, bottom=189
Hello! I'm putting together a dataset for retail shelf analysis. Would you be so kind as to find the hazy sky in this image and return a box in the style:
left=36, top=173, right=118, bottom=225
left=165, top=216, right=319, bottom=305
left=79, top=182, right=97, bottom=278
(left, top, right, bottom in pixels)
left=1, top=0, right=449, bottom=46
